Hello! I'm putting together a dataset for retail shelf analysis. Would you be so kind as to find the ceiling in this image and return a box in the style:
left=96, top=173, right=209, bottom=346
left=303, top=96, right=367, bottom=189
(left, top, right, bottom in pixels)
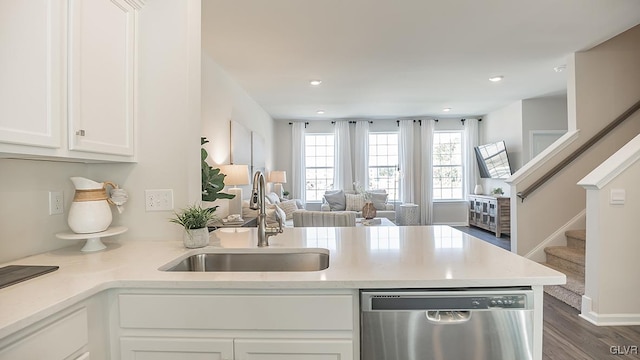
left=202, top=0, right=640, bottom=121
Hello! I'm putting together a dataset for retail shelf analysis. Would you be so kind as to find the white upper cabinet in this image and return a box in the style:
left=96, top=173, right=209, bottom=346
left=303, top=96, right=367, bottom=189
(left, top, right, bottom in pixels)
left=0, top=0, right=143, bottom=162
left=0, top=0, right=64, bottom=148
left=68, top=0, right=136, bottom=156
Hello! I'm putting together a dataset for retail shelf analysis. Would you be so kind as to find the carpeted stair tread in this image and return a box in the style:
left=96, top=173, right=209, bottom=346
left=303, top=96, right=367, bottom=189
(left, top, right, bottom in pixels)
left=544, top=284, right=581, bottom=310
left=540, top=262, right=585, bottom=295
left=544, top=246, right=585, bottom=266
left=565, top=229, right=586, bottom=242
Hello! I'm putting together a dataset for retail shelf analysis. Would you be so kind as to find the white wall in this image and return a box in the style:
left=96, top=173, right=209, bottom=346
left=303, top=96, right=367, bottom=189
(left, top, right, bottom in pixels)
left=200, top=55, right=275, bottom=217
left=0, top=0, right=202, bottom=263
left=480, top=96, right=569, bottom=198
left=522, top=96, right=568, bottom=162
left=479, top=100, right=523, bottom=197
left=509, top=25, right=640, bottom=256
left=580, top=133, right=640, bottom=325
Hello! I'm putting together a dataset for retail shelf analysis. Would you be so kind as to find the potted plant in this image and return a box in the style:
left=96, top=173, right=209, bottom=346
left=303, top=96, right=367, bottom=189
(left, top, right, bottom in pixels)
left=201, top=137, right=235, bottom=205
left=491, top=187, right=504, bottom=196
left=170, top=204, right=215, bottom=248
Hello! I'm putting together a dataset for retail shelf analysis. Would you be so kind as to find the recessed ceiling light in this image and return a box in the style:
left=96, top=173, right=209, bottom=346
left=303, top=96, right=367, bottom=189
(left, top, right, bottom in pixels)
left=309, top=80, right=322, bottom=86
left=489, top=76, right=504, bottom=82
left=316, top=110, right=325, bottom=115
left=554, top=65, right=566, bottom=73
left=443, top=108, right=451, bottom=112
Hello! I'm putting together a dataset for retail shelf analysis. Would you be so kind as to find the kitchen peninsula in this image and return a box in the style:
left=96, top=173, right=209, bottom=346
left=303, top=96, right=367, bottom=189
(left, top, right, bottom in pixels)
left=0, top=226, right=564, bottom=359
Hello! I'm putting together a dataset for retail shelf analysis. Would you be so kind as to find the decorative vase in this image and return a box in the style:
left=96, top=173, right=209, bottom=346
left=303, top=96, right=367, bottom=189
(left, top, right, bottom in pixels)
left=474, top=184, right=484, bottom=195
left=68, top=177, right=118, bottom=234
left=183, top=227, right=210, bottom=248
left=362, top=202, right=377, bottom=219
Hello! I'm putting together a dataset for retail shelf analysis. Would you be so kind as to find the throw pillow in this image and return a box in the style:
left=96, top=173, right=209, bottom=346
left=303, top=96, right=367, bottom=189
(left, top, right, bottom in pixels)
left=278, top=199, right=299, bottom=220
left=271, top=204, right=286, bottom=225
left=345, top=193, right=366, bottom=211
left=265, top=192, right=280, bottom=205
left=323, top=190, right=346, bottom=211
left=367, top=191, right=389, bottom=210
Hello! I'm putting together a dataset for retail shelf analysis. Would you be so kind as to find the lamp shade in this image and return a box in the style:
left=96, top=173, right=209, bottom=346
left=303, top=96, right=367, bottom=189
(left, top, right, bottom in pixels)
left=269, top=170, right=287, bottom=184
left=218, top=164, right=250, bottom=186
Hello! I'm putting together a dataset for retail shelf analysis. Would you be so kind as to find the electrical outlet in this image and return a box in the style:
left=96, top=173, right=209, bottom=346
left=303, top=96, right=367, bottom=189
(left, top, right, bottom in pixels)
left=145, top=189, right=174, bottom=211
left=49, top=191, right=64, bottom=215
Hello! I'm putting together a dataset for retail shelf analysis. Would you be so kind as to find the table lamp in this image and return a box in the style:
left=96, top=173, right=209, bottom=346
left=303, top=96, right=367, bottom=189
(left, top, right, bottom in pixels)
left=269, top=170, right=287, bottom=198
left=219, top=164, right=250, bottom=216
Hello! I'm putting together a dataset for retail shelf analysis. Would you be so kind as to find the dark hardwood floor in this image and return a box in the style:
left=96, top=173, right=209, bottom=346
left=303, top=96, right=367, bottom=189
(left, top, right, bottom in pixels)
left=452, top=225, right=511, bottom=250
left=543, top=294, right=640, bottom=360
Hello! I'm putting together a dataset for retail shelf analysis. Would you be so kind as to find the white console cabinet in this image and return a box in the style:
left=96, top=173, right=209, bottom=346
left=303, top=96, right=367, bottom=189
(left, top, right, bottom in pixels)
left=0, top=0, right=141, bottom=162
left=115, top=290, right=356, bottom=360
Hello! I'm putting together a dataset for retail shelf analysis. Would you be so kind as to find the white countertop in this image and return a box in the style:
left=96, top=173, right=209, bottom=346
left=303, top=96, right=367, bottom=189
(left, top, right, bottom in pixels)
left=0, top=225, right=564, bottom=339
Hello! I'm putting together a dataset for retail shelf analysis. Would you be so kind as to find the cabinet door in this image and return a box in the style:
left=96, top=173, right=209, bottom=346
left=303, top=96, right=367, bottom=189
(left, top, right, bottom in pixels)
left=120, top=337, right=233, bottom=360
left=0, top=308, right=88, bottom=360
left=67, top=0, right=136, bottom=156
left=234, top=339, right=352, bottom=360
left=0, top=0, right=63, bottom=148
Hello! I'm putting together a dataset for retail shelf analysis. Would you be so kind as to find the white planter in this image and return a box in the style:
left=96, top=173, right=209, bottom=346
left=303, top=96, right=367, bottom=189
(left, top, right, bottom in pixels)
left=183, top=227, right=210, bottom=248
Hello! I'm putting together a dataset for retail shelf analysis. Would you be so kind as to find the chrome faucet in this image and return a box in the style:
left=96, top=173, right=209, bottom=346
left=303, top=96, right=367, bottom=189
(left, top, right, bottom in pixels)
left=249, top=170, right=284, bottom=247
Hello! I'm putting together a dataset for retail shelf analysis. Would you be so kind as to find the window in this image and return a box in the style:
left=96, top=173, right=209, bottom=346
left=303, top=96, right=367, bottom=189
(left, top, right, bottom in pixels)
left=305, top=134, right=335, bottom=201
left=433, top=131, right=463, bottom=200
left=368, top=133, right=399, bottom=200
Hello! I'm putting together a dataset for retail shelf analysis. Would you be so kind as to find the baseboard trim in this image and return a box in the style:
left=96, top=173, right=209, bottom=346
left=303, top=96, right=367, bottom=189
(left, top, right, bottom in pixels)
left=524, top=210, right=586, bottom=262
left=580, top=295, right=640, bottom=326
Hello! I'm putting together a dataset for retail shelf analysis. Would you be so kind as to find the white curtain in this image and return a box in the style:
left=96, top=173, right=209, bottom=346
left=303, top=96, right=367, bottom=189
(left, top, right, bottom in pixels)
left=420, top=120, right=435, bottom=225
left=333, top=120, right=353, bottom=190
left=291, top=122, right=306, bottom=205
left=464, top=118, right=480, bottom=198
left=398, top=120, right=416, bottom=203
left=353, top=121, right=369, bottom=189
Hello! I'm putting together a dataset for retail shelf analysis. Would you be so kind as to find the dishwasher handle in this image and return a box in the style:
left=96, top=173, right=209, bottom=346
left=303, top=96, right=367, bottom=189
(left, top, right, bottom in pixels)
left=425, top=310, right=471, bottom=324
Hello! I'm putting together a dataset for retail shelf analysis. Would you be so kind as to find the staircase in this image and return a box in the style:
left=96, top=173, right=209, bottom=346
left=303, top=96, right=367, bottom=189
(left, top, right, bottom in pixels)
left=541, top=229, right=586, bottom=310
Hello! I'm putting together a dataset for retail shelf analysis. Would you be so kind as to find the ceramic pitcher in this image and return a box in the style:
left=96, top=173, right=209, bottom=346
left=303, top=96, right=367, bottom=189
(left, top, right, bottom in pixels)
left=67, top=177, right=117, bottom=234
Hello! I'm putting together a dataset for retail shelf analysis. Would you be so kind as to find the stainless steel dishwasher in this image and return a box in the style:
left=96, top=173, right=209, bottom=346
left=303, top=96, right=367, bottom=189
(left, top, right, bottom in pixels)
left=361, top=288, right=534, bottom=360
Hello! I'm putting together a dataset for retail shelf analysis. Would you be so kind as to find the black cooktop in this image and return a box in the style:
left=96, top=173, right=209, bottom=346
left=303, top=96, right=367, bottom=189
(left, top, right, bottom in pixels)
left=0, top=265, right=59, bottom=289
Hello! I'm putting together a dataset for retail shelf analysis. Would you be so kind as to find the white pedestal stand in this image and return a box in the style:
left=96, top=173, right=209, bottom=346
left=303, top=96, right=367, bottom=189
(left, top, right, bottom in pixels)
left=56, top=226, right=128, bottom=252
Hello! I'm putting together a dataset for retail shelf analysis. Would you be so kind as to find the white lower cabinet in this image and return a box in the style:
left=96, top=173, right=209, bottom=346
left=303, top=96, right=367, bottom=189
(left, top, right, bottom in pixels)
left=115, top=290, right=356, bottom=360
left=120, top=337, right=350, bottom=360
left=121, top=337, right=233, bottom=360
left=235, top=338, right=352, bottom=359
left=0, top=308, right=89, bottom=360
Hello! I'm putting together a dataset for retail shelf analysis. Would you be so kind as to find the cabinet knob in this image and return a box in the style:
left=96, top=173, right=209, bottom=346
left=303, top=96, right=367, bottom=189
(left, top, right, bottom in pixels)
left=76, top=129, right=86, bottom=136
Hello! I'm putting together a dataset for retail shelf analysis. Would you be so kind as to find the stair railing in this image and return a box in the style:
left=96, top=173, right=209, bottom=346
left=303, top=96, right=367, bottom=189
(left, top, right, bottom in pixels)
left=517, top=98, right=640, bottom=201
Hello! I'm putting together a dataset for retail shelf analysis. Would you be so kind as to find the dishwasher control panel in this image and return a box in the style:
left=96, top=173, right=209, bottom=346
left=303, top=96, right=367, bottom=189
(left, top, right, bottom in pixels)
left=366, top=293, right=530, bottom=311
left=484, top=295, right=527, bottom=309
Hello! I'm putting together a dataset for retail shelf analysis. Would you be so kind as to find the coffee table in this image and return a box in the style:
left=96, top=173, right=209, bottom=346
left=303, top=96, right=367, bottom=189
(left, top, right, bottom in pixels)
left=356, top=218, right=396, bottom=226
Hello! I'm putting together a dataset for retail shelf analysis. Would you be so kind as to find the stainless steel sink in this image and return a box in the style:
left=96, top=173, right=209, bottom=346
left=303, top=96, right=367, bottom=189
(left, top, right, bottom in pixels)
left=161, top=250, right=329, bottom=272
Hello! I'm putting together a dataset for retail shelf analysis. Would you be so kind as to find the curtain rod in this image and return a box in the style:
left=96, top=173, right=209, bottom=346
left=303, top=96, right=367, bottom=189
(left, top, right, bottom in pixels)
left=288, top=121, right=310, bottom=128
left=330, top=120, right=374, bottom=124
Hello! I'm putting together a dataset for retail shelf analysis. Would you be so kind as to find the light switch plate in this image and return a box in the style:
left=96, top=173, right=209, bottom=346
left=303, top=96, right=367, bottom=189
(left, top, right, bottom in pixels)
left=145, top=189, right=174, bottom=211
left=610, top=189, right=625, bottom=205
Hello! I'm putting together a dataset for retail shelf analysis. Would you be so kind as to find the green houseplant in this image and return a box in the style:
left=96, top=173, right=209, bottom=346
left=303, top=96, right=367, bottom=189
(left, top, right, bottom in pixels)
left=170, top=204, right=215, bottom=248
left=201, top=137, right=235, bottom=205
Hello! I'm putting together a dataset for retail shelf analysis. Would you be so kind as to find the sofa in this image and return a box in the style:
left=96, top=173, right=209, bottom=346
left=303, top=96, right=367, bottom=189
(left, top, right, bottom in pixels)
left=292, top=210, right=357, bottom=227
left=241, top=192, right=303, bottom=227
left=320, top=189, right=396, bottom=221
